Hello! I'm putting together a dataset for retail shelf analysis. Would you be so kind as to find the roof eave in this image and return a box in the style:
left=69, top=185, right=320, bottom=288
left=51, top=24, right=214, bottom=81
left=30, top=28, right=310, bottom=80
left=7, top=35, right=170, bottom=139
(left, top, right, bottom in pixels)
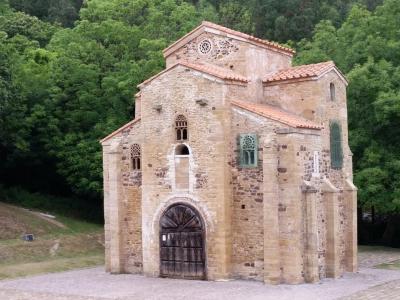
left=231, top=101, right=322, bottom=130
left=100, top=118, right=141, bottom=144
left=137, top=62, right=248, bottom=88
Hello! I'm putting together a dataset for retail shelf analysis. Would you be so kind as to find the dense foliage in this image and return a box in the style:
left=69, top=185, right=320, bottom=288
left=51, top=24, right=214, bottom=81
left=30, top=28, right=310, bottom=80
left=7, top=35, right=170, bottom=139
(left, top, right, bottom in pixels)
left=1, top=0, right=399, bottom=229
left=295, top=0, right=400, bottom=214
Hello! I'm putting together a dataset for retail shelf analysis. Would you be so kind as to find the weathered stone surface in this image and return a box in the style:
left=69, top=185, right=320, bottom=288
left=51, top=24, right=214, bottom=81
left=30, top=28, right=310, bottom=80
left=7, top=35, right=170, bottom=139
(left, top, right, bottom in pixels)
left=100, top=22, right=357, bottom=284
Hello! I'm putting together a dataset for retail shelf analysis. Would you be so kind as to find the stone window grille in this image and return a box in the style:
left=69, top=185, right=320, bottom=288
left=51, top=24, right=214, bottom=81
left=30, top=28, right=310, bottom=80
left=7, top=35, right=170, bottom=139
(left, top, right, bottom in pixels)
left=175, top=115, right=188, bottom=141
left=131, top=143, right=141, bottom=170
left=330, top=121, right=343, bottom=169
left=239, top=134, right=258, bottom=167
left=198, top=39, right=212, bottom=55
left=330, top=82, right=336, bottom=101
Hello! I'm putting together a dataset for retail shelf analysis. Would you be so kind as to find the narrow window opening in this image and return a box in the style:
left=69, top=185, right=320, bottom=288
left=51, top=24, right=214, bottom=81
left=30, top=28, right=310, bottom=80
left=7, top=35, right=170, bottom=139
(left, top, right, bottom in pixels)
left=330, top=121, right=343, bottom=169
left=131, top=144, right=141, bottom=170
left=175, top=115, right=188, bottom=141
left=330, top=83, right=336, bottom=101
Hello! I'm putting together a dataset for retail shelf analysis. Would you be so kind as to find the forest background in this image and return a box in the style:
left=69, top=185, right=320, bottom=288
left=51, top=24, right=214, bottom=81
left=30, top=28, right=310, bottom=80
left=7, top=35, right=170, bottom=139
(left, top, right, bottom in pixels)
left=1, top=0, right=399, bottom=245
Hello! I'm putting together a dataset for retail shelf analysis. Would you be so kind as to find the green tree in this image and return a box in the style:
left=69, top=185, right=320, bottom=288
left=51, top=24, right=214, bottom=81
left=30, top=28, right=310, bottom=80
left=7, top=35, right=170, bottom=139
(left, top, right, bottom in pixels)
left=296, top=0, right=400, bottom=216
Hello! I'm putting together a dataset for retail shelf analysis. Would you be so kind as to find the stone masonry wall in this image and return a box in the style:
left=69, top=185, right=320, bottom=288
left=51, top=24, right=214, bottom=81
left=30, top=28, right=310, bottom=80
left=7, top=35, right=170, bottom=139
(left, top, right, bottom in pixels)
left=230, top=109, right=278, bottom=281
left=264, top=70, right=353, bottom=278
left=166, top=32, right=292, bottom=103
left=139, top=65, right=241, bottom=280
left=102, top=121, right=143, bottom=274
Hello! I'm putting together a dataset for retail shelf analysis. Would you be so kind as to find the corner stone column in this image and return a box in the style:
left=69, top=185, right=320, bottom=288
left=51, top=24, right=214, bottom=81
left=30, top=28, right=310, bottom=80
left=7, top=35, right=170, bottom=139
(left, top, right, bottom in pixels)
left=302, top=181, right=319, bottom=283
left=322, top=178, right=340, bottom=278
left=344, top=179, right=358, bottom=272
left=263, top=137, right=280, bottom=284
left=104, top=141, right=124, bottom=273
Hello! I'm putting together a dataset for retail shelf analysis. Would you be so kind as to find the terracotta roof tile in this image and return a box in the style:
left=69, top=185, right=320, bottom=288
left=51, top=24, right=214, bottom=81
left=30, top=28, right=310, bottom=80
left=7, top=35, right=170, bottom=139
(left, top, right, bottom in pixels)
left=139, top=61, right=248, bottom=87
left=263, top=61, right=341, bottom=84
left=100, top=118, right=141, bottom=143
left=182, top=61, right=248, bottom=83
left=231, top=100, right=323, bottom=130
left=163, top=21, right=295, bottom=57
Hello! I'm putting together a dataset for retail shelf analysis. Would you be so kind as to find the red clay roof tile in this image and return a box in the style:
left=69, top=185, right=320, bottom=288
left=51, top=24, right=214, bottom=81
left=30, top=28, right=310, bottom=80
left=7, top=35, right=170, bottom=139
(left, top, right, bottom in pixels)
left=231, top=100, right=323, bottom=130
left=139, top=61, right=248, bottom=87
left=263, top=61, right=344, bottom=84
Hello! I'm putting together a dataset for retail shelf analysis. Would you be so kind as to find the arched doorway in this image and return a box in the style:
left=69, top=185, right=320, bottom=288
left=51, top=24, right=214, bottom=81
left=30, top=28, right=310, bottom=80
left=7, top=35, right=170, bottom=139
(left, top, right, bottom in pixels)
left=160, top=203, right=205, bottom=279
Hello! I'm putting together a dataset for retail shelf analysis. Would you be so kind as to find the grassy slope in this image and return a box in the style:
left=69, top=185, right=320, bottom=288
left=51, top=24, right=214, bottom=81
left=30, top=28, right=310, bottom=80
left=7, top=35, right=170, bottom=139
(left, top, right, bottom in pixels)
left=0, top=202, right=104, bottom=279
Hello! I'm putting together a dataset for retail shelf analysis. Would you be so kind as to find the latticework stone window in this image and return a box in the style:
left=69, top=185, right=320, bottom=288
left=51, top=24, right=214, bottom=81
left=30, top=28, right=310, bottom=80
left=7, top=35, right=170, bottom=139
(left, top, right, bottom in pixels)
left=198, top=39, right=212, bottom=55
left=175, top=115, right=188, bottom=141
left=131, top=143, right=141, bottom=170
left=330, top=121, right=343, bottom=169
left=239, top=134, right=258, bottom=167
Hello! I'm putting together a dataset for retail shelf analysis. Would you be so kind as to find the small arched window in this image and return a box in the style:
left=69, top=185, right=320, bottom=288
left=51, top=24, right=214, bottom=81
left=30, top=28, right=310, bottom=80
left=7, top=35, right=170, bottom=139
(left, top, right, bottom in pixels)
left=131, top=144, right=141, bottom=170
left=175, top=144, right=190, bottom=155
left=175, top=115, right=188, bottom=141
left=330, top=121, right=343, bottom=169
left=239, top=134, right=258, bottom=167
left=330, top=82, right=336, bottom=101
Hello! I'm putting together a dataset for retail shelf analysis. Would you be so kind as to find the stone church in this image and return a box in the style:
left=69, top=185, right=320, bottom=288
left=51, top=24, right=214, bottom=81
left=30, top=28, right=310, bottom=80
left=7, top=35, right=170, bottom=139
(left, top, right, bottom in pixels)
left=100, top=21, right=357, bottom=284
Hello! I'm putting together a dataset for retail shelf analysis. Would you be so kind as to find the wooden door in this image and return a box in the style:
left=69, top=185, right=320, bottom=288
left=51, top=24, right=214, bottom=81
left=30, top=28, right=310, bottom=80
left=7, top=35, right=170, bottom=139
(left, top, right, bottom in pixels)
left=160, top=204, right=205, bottom=279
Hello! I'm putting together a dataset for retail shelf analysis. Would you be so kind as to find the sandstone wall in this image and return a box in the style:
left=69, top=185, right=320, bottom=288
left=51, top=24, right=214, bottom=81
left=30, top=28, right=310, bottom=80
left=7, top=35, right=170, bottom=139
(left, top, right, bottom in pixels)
left=139, top=65, right=244, bottom=280
left=230, top=108, right=280, bottom=280
left=102, top=121, right=143, bottom=274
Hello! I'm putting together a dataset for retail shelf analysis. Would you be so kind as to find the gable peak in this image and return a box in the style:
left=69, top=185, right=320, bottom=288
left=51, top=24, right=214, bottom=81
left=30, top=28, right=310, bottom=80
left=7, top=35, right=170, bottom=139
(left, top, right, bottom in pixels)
left=163, top=21, right=295, bottom=58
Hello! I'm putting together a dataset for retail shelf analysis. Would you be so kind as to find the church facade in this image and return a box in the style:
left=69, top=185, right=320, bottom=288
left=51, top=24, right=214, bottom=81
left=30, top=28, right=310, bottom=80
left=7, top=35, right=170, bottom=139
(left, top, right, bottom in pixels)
left=100, top=21, right=357, bottom=284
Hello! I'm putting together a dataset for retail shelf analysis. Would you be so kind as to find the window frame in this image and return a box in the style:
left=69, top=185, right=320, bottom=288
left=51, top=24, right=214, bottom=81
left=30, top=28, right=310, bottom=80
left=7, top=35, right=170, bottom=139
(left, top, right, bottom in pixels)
left=239, top=134, right=258, bottom=168
left=131, top=143, right=141, bottom=170
left=175, top=115, right=188, bottom=141
left=330, top=82, right=336, bottom=102
left=330, top=121, right=343, bottom=170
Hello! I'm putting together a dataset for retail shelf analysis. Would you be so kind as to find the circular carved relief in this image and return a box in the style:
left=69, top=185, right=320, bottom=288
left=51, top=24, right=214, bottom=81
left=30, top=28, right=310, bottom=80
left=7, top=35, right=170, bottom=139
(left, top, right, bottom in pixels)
left=198, top=39, right=212, bottom=55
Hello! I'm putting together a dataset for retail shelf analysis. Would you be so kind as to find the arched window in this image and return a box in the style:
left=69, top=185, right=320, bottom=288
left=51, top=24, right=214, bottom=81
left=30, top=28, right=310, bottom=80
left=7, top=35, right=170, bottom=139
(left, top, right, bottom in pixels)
left=175, top=144, right=189, bottom=155
left=330, top=121, right=343, bottom=169
left=239, top=134, right=258, bottom=167
left=131, top=144, right=141, bottom=170
left=175, top=115, right=188, bottom=141
left=330, top=82, right=336, bottom=101
left=174, top=144, right=190, bottom=190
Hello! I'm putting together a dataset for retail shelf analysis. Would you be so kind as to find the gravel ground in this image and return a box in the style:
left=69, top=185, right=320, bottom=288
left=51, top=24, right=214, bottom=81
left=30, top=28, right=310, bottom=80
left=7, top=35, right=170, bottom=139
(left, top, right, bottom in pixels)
left=1, top=267, right=400, bottom=300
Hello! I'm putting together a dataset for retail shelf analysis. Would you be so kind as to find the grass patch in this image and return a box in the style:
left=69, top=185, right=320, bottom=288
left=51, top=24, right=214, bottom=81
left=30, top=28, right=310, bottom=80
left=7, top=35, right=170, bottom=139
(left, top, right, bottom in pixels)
left=0, top=202, right=104, bottom=280
left=0, top=202, right=102, bottom=240
left=0, top=185, right=103, bottom=222
left=0, top=253, right=104, bottom=280
left=375, top=259, right=400, bottom=270
left=359, top=245, right=400, bottom=252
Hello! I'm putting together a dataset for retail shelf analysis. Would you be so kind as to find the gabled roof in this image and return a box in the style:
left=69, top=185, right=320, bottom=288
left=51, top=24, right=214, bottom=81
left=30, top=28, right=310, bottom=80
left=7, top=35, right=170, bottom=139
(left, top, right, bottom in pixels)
left=231, top=100, right=323, bottom=130
left=138, top=61, right=248, bottom=88
left=263, top=61, right=348, bottom=85
left=100, top=118, right=141, bottom=144
left=163, top=21, right=295, bottom=58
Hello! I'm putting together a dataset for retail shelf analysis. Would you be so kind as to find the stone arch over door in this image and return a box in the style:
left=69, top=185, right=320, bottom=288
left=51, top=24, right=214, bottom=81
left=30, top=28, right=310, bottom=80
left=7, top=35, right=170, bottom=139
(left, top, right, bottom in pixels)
left=159, top=203, right=206, bottom=280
